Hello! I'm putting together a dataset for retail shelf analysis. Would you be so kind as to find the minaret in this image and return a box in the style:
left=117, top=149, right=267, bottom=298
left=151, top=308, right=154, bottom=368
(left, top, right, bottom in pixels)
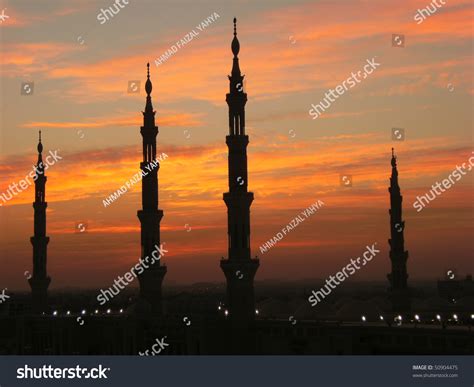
left=29, top=131, right=51, bottom=314
left=220, top=18, right=259, bottom=333
left=387, top=148, right=410, bottom=312
left=136, top=63, right=166, bottom=317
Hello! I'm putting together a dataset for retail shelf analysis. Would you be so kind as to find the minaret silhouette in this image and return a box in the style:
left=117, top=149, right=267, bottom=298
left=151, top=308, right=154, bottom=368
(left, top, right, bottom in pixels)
left=29, top=131, right=51, bottom=314
left=387, top=148, right=411, bottom=313
left=136, top=63, right=167, bottom=317
left=220, top=18, right=259, bottom=351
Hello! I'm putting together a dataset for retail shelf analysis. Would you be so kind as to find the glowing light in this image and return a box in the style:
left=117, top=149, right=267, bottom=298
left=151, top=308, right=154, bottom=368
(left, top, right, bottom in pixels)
left=361, top=315, right=366, bottom=322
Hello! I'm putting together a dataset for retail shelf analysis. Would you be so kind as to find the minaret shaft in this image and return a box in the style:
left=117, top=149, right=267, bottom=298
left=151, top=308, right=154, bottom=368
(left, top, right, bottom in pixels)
left=136, top=64, right=166, bottom=317
left=29, top=131, right=51, bottom=314
left=387, top=149, right=410, bottom=312
left=220, top=19, right=259, bottom=331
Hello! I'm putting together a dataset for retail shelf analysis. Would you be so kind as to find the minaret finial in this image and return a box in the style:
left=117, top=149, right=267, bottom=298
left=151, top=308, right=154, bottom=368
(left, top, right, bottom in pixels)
left=390, top=148, right=397, bottom=168
left=391, top=147, right=397, bottom=167
left=37, top=130, right=43, bottom=154
left=145, top=62, right=152, bottom=96
left=231, top=18, right=240, bottom=57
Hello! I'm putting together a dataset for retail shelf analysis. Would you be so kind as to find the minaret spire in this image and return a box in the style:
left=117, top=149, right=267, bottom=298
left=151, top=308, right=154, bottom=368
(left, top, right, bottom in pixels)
left=136, top=63, right=166, bottom=317
left=37, top=131, right=44, bottom=174
left=220, top=19, right=259, bottom=353
left=231, top=17, right=241, bottom=77
left=29, top=130, right=51, bottom=314
left=143, top=62, right=155, bottom=128
left=387, top=148, right=410, bottom=313
left=228, top=18, right=245, bottom=134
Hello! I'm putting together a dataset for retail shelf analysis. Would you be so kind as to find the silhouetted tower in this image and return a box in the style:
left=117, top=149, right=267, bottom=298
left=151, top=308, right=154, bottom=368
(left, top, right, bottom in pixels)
left=136, top=63, right=167, bottom=317
left=220, top=18, right=259, bottom=336
left=387, top=148, right=411, bottom=312
left=29, top=131, right=51, bottom=314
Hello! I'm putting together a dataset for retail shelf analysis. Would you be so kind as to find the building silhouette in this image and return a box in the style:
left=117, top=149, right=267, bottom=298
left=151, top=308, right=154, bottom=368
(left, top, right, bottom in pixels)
left=387, top=148, right=411, bottom=313
left=220, top=18, right=260, bottom=353
left=438, top=274, right=474, bottom=300
left=28, top=131, right=51, bottom=314
left=136, top=63, right=167, bottom=317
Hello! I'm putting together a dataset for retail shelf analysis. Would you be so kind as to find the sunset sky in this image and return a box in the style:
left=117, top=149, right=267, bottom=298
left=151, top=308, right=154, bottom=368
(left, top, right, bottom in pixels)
left=0, top=0, right=472, bottom=290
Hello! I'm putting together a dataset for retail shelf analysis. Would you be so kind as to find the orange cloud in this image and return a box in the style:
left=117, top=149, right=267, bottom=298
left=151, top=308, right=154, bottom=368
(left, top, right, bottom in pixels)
left=21, top=111, right=204, bottom=129
left=1, top=0, right=472, bottom=289
left=1, top=132, right=472, bottom=288
left=3, top=0, right=472, bottom=106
